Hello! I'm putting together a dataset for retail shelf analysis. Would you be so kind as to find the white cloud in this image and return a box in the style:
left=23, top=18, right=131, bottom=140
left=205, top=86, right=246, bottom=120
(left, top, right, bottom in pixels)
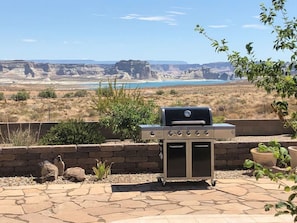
left=166, top=11, right=186, bottom=15
left=208, top=25, right=228, bottom=28
left=120, top=13, right=177, bottom=25
left=22, top=39, right=37, bottom=43
left=120, top=14, right=140, bottom=20
left=138, top=16, right=174, bottom=22
left=242, top=24, right=268, bottom=30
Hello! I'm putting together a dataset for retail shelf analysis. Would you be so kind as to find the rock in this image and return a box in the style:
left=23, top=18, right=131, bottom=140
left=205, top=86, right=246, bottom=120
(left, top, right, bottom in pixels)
left=54, top=155, right=65, bottom=176
left=0, top=60, right=104, bottom=79
left=63, top=167, right=86, bottom=182
left=0, top=60, right=235, bottom=81
left=107, top=60, right=153, bottom=79
left=39, top=160, right=58, bottom=183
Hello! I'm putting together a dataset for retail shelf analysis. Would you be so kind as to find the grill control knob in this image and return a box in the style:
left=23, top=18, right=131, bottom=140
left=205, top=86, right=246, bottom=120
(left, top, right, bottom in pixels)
left=186, top=130, right=191, bottom=136
left=150, top=131, right=155, bottom=137
left=177, top=130, right=182, bottom=136
left=204, top=130, right=209, bottom=136
left=195, top=130, right=200, bottom=136
left=168, top=130, right=174, bottom=136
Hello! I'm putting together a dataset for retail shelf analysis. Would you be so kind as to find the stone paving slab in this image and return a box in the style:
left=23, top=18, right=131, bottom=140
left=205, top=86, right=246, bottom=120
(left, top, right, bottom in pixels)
left=0, top=178, right=295, bottom=223
left=111, top=214, right=294, bottom=223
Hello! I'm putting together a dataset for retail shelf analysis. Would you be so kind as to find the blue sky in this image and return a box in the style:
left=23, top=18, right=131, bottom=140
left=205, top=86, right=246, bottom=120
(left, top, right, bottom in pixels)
left=0, top=0, right=295, bottom=64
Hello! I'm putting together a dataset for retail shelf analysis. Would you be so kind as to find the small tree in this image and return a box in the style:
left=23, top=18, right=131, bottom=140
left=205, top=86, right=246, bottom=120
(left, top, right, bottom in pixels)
left=196, top=0, right=297, bottom=219
left=196, top=0, right=297, bottom=136
left=92, top=79, right=158, bottom=142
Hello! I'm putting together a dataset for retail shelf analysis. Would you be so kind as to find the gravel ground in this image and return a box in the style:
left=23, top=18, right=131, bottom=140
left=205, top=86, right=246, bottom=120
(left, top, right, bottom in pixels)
left=0, top=170, right=253, bottom=187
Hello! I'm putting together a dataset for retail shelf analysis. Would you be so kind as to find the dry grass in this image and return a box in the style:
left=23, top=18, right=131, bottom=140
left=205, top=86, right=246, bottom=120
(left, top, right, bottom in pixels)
left=0, top=81, right=296, bottom=122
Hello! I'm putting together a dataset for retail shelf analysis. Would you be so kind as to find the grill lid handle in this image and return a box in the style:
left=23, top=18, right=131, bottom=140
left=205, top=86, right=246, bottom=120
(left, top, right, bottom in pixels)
left=171, top=120, right=206, bottom=125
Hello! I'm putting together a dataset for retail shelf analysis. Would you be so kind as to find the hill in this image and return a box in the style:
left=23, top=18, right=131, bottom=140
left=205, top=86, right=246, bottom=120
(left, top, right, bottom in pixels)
left=0, top=60, right=235, bottom=83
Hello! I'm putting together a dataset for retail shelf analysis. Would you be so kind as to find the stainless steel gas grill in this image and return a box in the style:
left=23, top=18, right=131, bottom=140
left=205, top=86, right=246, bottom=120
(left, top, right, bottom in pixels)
left=140, top=106, right=235, bottom=186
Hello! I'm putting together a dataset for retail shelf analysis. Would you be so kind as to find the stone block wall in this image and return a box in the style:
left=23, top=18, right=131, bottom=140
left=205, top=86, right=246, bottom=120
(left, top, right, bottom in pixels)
left=1, top=140, right=297, bottom=177
left=0, top=143, right=161, bottom=177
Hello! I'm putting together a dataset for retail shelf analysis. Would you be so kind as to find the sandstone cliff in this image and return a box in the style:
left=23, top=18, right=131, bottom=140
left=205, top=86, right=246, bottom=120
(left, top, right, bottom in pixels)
left=0, top=60, right=234, bottom=82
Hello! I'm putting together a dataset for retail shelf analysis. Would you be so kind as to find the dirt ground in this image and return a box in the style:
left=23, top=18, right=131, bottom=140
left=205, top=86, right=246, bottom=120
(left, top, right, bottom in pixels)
left=0, top=80, right=295, bottom=123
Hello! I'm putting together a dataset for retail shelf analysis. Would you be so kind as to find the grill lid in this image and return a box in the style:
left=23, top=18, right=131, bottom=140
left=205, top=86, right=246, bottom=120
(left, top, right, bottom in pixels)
left=160, top=107, right=213, bottom=126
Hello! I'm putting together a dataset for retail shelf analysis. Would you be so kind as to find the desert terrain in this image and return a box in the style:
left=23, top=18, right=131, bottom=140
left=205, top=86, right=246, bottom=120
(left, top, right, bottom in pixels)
left=0, top=80, right=295, bottom=123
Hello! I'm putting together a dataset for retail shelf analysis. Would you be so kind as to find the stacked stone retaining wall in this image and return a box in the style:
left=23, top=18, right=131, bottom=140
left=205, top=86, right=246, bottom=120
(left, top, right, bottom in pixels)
left=1, top=140, right=297, bottom=177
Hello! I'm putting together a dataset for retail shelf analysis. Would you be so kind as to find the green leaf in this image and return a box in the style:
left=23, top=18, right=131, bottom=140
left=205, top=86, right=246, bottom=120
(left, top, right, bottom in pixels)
left=284, top=186, right=291, bottom=192
left=288, top=193, right=296, bottom=201
left=243, top=159, right=255, bottom=168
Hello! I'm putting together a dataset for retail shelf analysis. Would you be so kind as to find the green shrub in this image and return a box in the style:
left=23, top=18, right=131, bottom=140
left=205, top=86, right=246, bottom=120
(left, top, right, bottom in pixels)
left=169, top=89, right=178, bottom=95
left=63, top=92, right=74, bottom=98
left=11, top=89, right=30, bottom=101
left=156, top=89, right=165, bottom=95
left=39, top=119, right=105, bottom=145
left=0, top=92, right=4, bottom=100
left=92, top=79, right=158, bottom=141
left=101, top=99, right=157, bottom=141
left=38, top=88, right=57, bottom=98
left=74, top=89, right=88, bottom=97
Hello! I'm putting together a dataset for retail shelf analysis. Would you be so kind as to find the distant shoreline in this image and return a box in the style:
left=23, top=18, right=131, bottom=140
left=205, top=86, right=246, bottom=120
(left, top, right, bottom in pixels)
left=0, top=78, right=248, bottom=91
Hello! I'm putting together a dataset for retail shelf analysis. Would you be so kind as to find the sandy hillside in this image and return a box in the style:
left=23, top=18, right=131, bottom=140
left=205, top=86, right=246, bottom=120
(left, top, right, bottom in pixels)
left=0, top=80, right=295, bottom=123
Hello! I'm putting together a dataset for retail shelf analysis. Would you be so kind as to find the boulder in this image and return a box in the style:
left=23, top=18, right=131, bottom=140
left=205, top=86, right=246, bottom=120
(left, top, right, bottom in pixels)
left=39, top=160, right=58, bottom=183
left=63, top=167, right=86, bottom=182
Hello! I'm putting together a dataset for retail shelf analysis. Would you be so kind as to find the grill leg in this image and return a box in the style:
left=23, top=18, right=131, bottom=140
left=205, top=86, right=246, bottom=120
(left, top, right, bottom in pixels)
left=157, top=176, right=166, bottom=186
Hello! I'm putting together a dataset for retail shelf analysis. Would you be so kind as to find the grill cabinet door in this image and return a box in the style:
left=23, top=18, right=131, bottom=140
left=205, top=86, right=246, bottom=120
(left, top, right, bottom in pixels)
left=192, top=142, right=211, bottom=177
left=167, top=142, right=186, bottom=177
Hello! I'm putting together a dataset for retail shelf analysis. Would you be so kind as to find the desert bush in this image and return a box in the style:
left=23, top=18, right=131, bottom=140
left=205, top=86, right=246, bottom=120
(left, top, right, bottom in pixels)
left=156, top=90, right=165, bottom=95
left=169, top=89, right=178, bottom=95
left=0, top=92, right=4, bottom=100
left=39, top=119, right=105, bottom=145
left=74, top=89, right=88, bottom=97
left=92, top=79, right=158, bottom=141
left=63, top=92, right=74, bottom=98
left=11, top=89, right=30, bottom=101
left=38, top=88, right=57, bottom=98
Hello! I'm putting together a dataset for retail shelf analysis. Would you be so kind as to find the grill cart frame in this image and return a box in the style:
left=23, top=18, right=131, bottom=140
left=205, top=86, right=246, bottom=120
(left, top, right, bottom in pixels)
left=139, top=107, right=235, bottom=186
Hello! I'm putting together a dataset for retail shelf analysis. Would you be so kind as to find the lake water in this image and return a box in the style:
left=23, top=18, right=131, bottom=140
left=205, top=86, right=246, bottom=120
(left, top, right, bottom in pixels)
left=83, top=79, right=231, bottom=89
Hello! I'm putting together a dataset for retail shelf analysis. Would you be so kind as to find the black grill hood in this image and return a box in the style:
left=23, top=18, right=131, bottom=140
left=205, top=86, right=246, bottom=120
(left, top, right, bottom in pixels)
left=160, top=107, right=213, bottom=126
